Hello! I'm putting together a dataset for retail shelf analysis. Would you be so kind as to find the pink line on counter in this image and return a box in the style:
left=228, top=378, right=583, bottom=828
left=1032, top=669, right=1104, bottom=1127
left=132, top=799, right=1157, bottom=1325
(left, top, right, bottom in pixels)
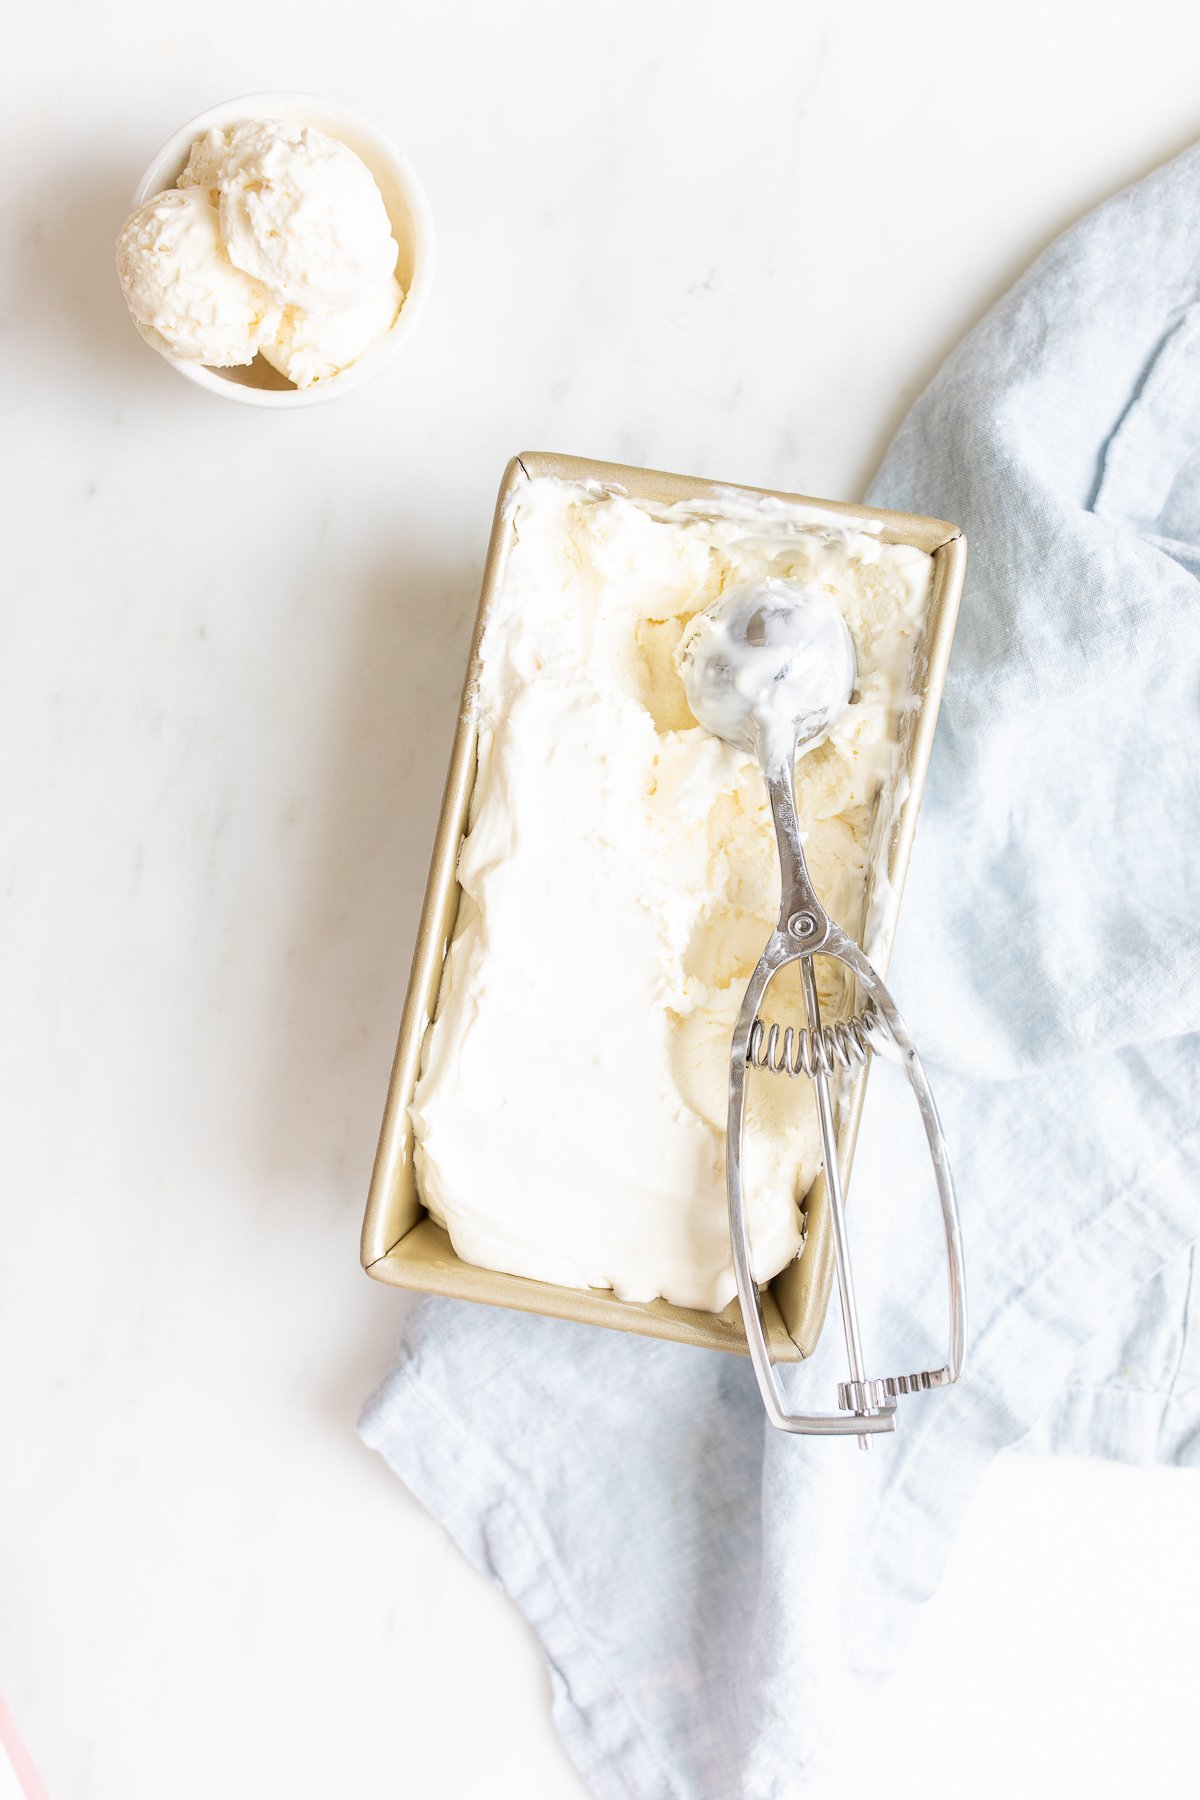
left=0, top=1696, right=49, bottom=1800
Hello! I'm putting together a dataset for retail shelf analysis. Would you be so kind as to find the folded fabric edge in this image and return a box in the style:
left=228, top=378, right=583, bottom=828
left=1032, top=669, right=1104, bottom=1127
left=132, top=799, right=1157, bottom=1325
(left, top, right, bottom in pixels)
left=358, top=1098, right=1199, bottom=1800
left=359, top=1363, right=687, bottom=1800
left=843, top=1113, right=1200, bottom=1682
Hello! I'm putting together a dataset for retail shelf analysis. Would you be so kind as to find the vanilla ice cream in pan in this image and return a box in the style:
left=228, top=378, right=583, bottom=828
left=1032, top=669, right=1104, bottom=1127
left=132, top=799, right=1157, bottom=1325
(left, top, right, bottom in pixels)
left=362, top=455, right=966, bottom=1361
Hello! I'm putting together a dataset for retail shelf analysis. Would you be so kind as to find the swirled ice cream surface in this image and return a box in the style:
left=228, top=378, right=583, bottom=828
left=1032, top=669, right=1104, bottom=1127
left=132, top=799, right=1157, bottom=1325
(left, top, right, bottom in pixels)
left=411, top=477, right=933, bottom=1313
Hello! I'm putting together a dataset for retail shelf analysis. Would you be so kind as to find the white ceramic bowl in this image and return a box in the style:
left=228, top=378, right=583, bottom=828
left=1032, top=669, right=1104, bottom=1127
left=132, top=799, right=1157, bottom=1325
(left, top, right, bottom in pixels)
left=128, top=91, right=435, bottom=408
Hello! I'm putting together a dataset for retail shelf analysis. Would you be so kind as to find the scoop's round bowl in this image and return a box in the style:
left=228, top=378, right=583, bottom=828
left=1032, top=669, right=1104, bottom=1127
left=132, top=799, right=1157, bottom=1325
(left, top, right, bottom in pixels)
left=128, top=91, right=435, bottom=409
left=678, top=579, right=856, bottom=764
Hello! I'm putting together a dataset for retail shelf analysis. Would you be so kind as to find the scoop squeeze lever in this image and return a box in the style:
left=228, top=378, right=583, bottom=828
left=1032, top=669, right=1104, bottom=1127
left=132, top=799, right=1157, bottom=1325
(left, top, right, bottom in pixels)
left=677, top=579, right=967, bottom=1441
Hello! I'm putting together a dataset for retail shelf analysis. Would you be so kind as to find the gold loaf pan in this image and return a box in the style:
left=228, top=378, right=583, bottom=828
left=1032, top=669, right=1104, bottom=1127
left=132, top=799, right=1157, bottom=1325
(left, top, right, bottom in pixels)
left=361, top=452, right=966, bottom=1361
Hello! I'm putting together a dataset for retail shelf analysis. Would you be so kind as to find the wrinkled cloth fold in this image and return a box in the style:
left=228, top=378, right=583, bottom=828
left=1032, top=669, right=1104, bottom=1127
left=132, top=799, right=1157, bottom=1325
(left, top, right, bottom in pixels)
left=361, top=145, right=1200, bottom=1798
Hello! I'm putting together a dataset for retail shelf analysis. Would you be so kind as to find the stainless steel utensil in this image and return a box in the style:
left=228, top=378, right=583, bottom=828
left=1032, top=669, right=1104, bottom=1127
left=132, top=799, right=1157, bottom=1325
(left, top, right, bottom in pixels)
left=678, top=579, right=967, bottom=1440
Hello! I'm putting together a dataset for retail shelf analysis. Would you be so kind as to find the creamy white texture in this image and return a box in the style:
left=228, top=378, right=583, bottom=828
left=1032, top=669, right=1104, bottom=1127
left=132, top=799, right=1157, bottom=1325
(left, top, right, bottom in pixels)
left=184, top=121, right=398, bottom=312
left=260, top=276, right=403, bottom=388
left=412, top=478, right=933, bottom=1313
left=115, top=187, right=279, bottom=367
left=116, top=118, right=404, bottom=387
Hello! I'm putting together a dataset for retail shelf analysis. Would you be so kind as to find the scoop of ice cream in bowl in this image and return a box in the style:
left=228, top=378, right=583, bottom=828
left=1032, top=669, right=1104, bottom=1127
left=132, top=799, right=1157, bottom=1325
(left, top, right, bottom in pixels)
left=115, top=93, right=434, bottom=406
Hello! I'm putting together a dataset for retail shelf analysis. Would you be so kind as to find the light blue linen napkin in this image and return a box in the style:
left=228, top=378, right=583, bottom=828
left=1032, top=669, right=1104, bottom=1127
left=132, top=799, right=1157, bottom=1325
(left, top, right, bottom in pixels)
left=360, top=145, right=1200, bottom=1798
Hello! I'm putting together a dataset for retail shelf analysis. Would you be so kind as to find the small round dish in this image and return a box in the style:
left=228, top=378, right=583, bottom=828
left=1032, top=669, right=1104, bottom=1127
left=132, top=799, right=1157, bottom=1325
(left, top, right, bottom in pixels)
left=128, top=91, right=435, bottom=408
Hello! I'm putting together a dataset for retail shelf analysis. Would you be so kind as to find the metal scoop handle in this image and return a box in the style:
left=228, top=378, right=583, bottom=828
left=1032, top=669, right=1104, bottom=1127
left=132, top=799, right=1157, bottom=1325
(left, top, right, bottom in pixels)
left=727, top=765, right=967, bottom=1436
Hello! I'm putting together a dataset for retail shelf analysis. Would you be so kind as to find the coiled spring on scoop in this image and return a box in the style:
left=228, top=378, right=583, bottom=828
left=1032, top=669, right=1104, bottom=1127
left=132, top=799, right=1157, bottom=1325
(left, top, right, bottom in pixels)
left=748, top=1004, right=891, bottom=1079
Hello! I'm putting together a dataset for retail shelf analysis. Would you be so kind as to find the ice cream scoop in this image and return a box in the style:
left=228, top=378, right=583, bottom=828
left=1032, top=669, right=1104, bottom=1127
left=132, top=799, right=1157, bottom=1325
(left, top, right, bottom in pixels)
left=678, top=577, right=967, bottom=1440
left=117, top=94, right=434, bottom=405
left=115, top=187, right=279, bottom=366
left=261, top=276, right=403, bottom=388
left=677, top=579, right=856, bottom=770
left=183, top=119, right=399, bottom=313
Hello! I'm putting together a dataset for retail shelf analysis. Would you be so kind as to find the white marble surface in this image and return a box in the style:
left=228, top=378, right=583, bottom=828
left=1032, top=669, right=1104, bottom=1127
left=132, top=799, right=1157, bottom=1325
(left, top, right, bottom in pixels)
left=4, top=4, right=1200, bottom=1795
